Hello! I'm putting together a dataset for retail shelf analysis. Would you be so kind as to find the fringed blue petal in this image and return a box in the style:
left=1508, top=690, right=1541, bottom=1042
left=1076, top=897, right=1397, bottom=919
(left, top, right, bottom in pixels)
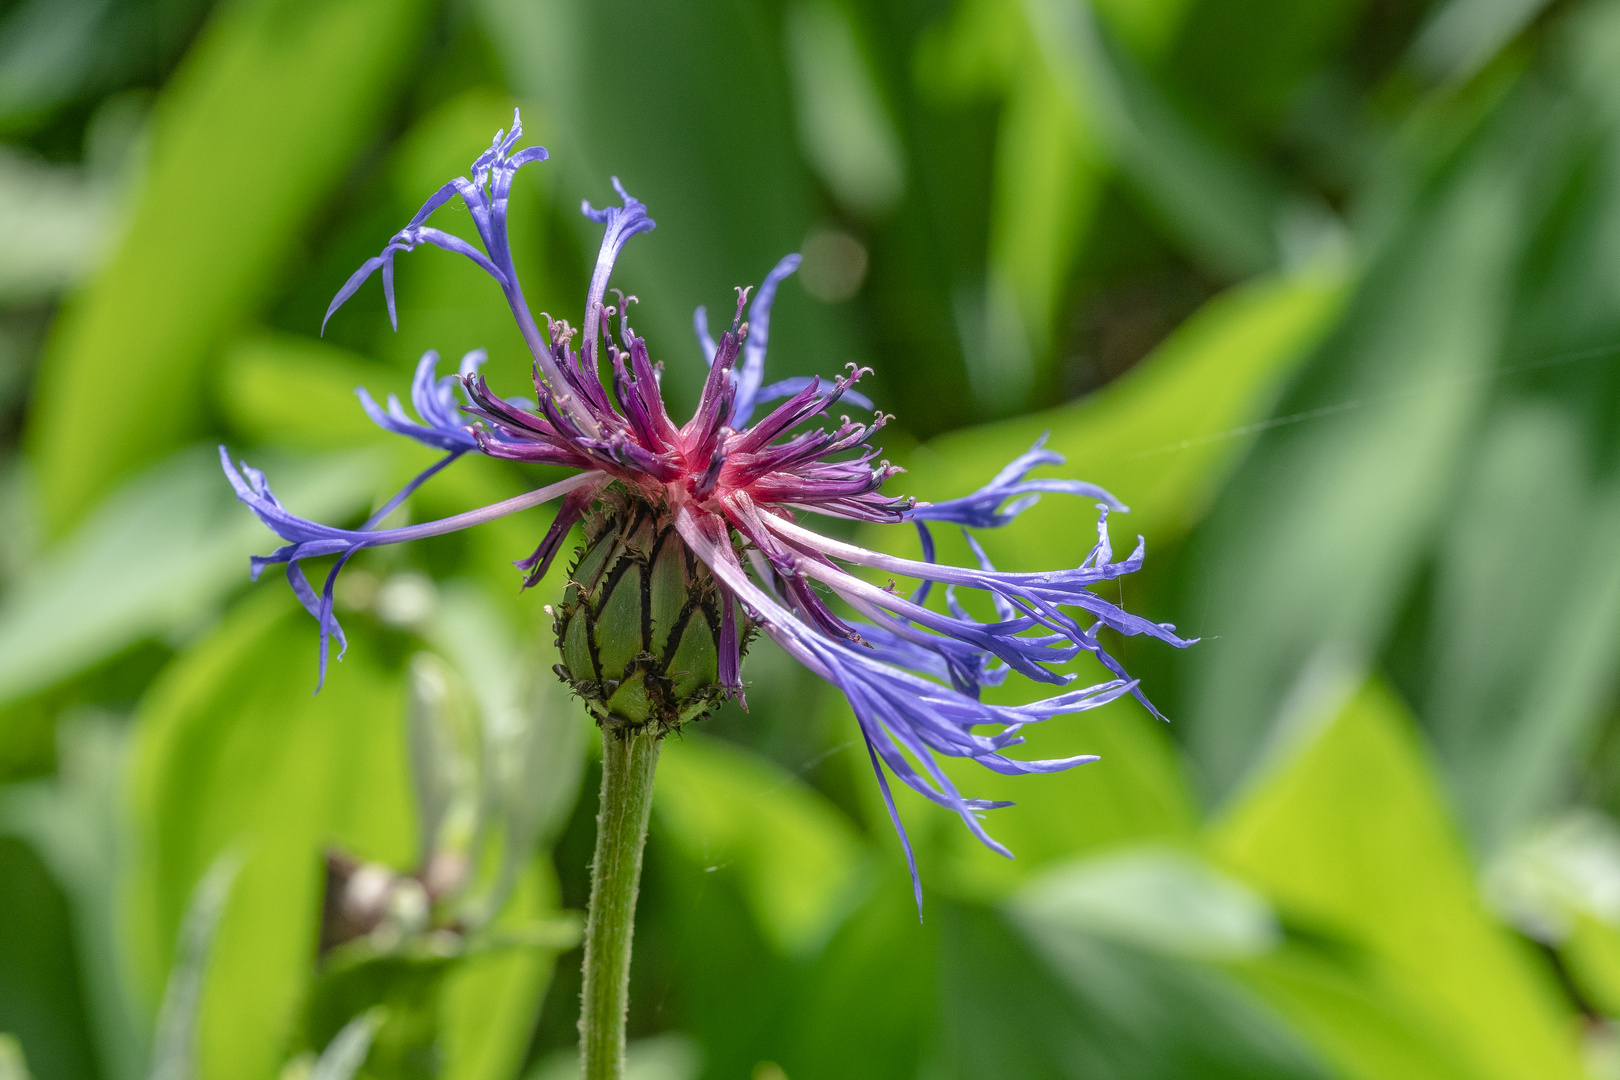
left=913, top=434, right=1126, bottom=528
left=581, top=177, right=656, bottom=365
left=356, top=350, right=481, bottom=452
left=322, top=108, right=548, bottom=376
left=729, top=253, right=800, bottom=426
left=223, top=446, right=599, bottom=689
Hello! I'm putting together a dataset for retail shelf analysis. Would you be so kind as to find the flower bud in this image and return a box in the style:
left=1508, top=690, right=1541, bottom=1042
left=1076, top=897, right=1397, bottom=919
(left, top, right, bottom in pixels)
left=553, top=497, right=741, bottom=731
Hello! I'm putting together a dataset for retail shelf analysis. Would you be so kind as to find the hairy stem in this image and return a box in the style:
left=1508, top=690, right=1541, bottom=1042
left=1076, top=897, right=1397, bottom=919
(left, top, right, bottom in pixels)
left=579, top=723, right=662, bottom=1080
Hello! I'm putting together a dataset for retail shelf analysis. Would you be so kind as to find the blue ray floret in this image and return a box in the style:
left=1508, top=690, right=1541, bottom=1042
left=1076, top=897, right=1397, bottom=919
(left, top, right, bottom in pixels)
left=224, top=109, right=1193, bottom=912
left=357, top=349, right=486, bottom=452
left=693, top=254, right=874, bottom=422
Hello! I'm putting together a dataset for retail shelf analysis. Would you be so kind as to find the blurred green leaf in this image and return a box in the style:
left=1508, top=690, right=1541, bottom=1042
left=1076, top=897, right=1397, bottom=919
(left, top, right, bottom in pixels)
left=129, top=588, right=414, bottom=1080
left=439, top=857, right=568, bottom=1080
left=0, top=718, right=145, bottom=1080
left=0, top=146, right=120, bottom=303
left=304, top=951, right=446, bottom=1080
left=1178, top=99, right=1537, bottom=802
left=27, top=0, right=433, bottom=537
left=0, top=834, right=100, bottom=1080
left=941, top=899, right=1333, bottom=1079
left=890, top=261, right=1343, bottom=572
left=1225, top=939, right=1495, bottom=1080
left=402, top=652, right=480, bottom=874
left=218, top=333, right=399, bottom=450
left=428, top=582, right=586, bottom=891
left=979, top=60, right=1101, bottom=412
left=784, top=0, right=906, bottom=219
left=1564, top=913, right=1620, bottom=1017
left=0, top=444, right=383, bottom=707
left=638, top=834, right=792, bottom=1079
left=1165, top=0, right=1364, bottom=139
left=777, top=872, right=936, bottom=1080
left=1210, top=680, right=1585, bottom=1080
left=924, top=0, right=1221, bottom=412
left=1485, top=811, right=1620, bottom=941
left=0, top=1035, right=33, bottom=1080
left=1416, top=1, right=1620, bottom=854
left=1424, top=405, right=1620, bottom=854
left=0, top=0, right=210, bottom=128
left=425, top=586, right=581, bottom=1080
left=1025, top=0, right=1289, bottom=279
left=1009, top=845, right=1279, bottom=961
left=653, top=733, right=865, bottom=958
left=1091, top=0, right=1196, bottom=57
left=131, top=581, right=570, bottom=1080
left=936, top=702, right=1199, bottom=900
left=1483, top=813, right=1620, bottom=1020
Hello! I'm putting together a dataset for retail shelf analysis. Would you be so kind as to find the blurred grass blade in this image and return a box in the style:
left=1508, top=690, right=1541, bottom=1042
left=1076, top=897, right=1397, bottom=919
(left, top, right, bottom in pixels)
left=427, top=583, right=586, bottom=925
left=0, top=0, right=211, bottom=126
left=1024, top=0, right=1285, bottom=278
left=150, top=850, right=241, bottom=1080
left=26, top=0, right=432, bottom=537
left=930, top=0, right=1200, bottom=412
left=1210, top=681, right=1585, bottom=1080
left=1179, top=98, right=1535, bottom=803
left=405, top=652, right=481, bottom=873
left=980, top=61, right=1102, bottom=414
left=476, top=0, right=856, bottom=412
left=1417, top=5, right=1620, bottom=854
left=308, top=1009, right=383, bottom=1080
left=0, top=836, right=102, bottom=1080
left=0, top=1036, right=31, bottom=1080
left=1411, top=0, right=1553, bottom=84
left=1425, top=406, right=1620, bottom=853
left=784, top=0, right=906, bottom=218
left=0, top=144, right=120, bottom=302
left=0, top=444, right=383, bottom=706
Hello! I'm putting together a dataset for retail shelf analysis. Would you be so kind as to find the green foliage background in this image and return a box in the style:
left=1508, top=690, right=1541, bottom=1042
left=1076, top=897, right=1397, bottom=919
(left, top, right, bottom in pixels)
left=2, top=0, right=1620, bottom=1077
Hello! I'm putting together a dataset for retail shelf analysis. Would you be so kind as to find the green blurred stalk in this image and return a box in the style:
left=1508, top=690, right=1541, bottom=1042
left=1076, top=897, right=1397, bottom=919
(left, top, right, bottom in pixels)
left=579, top=724, right=662, bottom=1080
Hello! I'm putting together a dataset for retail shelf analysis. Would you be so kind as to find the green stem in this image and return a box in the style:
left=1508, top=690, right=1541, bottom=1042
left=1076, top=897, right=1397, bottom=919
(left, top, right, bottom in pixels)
left=579, top=723, right=662, bottom=1080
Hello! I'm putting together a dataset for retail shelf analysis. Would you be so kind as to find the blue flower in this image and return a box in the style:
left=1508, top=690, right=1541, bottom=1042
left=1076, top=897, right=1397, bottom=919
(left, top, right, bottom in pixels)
left=225, top=110, right=1193, bottom=910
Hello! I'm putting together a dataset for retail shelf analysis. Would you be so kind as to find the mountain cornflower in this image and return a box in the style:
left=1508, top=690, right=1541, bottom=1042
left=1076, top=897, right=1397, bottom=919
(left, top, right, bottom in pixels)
left=222, top=111, right=1189, bottom=1078
left=223, top=109, right=1192, bottom=892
